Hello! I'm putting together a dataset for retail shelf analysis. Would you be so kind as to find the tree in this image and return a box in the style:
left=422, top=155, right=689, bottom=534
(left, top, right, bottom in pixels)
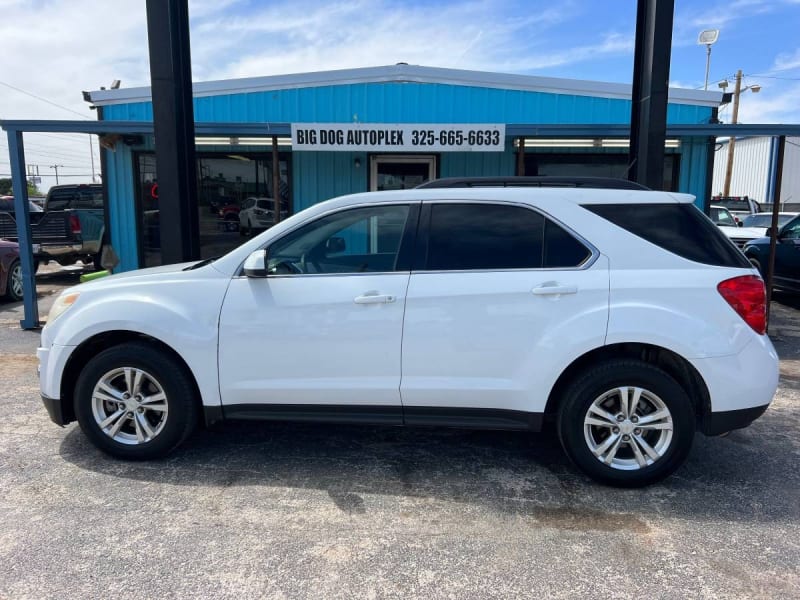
left=0, top=178, right=41, bottom=196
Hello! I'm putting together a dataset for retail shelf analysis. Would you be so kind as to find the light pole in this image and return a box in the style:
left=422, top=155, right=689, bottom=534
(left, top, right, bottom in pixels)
left=722, top=70, right=761, bottom=196
left=49, top=164, right=64, bottom=185
left=697, top=29, right=719, bottom=91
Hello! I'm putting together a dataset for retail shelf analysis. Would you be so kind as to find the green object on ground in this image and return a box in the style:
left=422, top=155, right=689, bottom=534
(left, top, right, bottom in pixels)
left=80, top=270, right=109, bottom=283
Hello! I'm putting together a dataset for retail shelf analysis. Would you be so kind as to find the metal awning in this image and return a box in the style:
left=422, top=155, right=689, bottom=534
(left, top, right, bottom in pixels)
left=3, top=118, right=799, bottom=330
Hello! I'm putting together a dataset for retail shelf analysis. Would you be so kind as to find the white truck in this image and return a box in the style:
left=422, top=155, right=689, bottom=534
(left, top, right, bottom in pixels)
left=711, top=195, right=761, bottom=224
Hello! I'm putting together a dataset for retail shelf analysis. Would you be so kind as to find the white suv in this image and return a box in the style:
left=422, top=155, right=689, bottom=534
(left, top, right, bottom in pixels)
left=37, top=180, right=778, bottom=487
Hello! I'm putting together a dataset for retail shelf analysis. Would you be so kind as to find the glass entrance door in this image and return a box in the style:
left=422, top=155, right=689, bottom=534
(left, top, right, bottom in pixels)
left=370, top=155, right=436, bottom=191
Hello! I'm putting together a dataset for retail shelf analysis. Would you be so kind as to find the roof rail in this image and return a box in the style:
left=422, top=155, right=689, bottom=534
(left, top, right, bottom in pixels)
left=416, top=176, right=650, bottom=191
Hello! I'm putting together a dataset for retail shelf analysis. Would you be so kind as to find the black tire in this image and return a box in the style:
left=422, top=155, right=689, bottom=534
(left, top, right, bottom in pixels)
left=557, top=359, right=695, bottom=487
left=74, top=342, right=199, bottom=460
left=5, top=259, right=23, bottom=301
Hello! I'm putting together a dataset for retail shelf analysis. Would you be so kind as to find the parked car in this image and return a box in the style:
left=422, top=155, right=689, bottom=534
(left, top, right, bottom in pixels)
left=710, top=205, right=765, bottom=248
left=37, top=181, right=778, bottom=487
left=0, top=196, right=45, bottom=214
left=711, top=195, right=761, bottom=224
left=0, top=240, right=23, bottom=302
left=741, top=212, right=798, bottom=232
left=238, top=197, right=287, bottom=235
left=743, top=214, right=800, bottom=292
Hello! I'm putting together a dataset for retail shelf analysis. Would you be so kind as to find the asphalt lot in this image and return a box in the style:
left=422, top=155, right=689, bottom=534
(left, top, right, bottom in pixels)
left=0, top=267, right=798, bottom=598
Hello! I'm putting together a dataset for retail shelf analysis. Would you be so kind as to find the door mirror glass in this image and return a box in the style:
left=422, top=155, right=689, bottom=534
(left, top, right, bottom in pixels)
left=326, top=236, right=346, bottom=255
left=243, top=249, right=267, bottom=277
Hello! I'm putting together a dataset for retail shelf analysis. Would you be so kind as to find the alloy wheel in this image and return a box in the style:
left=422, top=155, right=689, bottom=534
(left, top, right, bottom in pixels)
left=90, top=367, right=169, bottom=445
left=583, top=386, right=674, bottom=470
left=10, top=263, right=23, bottom=299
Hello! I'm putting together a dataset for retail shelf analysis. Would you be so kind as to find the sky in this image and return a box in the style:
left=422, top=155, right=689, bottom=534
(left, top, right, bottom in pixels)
left=1, top=0, right=799, bottom=191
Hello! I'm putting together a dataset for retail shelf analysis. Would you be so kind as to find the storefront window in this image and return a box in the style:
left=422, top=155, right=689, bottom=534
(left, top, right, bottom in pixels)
left=524, top=153, right=679, bottom=191
left=135, top=152, right=291, bottom=267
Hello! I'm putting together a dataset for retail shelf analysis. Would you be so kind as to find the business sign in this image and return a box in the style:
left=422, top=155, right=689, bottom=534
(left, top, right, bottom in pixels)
left=291, top=123, right=506, bottom=152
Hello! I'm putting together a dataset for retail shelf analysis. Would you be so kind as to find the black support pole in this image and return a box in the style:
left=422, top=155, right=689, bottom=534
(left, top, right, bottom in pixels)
left=765, top=135, right=785, bottom=330
left=628, top=0, right=675, bottom=190
left=145, top=0, right=199, bottom=264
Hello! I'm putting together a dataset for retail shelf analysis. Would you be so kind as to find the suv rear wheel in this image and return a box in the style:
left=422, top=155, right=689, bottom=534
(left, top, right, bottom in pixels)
left=74, top=342, right=198, bottom=459
left=557, top=360, right=695, bottom=487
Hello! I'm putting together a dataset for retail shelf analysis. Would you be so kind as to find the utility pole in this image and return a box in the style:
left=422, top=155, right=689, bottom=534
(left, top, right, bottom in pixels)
left=722, top=70, right=742, bottom=197
left=88, top=135, right=96, bottom=183
left=49, top=164, right=64, bottom=185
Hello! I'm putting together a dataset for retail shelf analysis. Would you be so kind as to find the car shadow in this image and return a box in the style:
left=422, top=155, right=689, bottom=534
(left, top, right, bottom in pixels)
left=58, top=408, right=799, bottom=528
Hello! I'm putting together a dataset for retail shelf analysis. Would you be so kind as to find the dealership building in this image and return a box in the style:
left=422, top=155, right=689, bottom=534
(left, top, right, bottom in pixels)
left=84, top=64, right=723, bottom=272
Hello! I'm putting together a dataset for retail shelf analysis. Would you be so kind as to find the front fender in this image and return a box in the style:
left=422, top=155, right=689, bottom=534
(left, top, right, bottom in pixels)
left=47, top=279, right=228, bottom=409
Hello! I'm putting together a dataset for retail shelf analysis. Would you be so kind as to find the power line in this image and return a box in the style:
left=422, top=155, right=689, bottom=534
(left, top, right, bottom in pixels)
left=0, top=173, right=96, bottom=178
left=0, top=80, right=91, bottom=120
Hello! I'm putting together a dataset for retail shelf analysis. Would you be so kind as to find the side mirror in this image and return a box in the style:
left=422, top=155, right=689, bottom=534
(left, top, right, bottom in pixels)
left=737, top=221, right=743, bottom=227
left=326, top=236, right=346, bottom=254
left=765, top=227, right=774, bottom=237
left=243, top=249, right=267, bottom=277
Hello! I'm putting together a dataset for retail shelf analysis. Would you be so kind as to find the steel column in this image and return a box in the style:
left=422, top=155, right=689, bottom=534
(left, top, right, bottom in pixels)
left=627, top=0, right=675, bottom=190
left=7, top=130, right=39, bottom=329
left=765, top=135, right=785, bottom=329
left=145, top=0, right=200, bottom=263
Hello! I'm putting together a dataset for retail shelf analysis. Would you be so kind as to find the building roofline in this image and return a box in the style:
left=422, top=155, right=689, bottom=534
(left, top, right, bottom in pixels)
left=85, top=64, right=723, bottom=108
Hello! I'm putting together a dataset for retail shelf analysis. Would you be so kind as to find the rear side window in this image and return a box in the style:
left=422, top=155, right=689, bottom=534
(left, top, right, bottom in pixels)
left=427, top=204, right=544, bottom=270
left=586, top=203, right=751, bottom=268
left=425, top=203, right=591, bottom=271
left=544, top=220, right=591, bottom=267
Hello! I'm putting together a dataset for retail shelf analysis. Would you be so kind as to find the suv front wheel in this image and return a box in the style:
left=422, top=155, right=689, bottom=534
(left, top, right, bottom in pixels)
left=557, top=360, right=695, bottom=487
left=74, top=342, right=198, bottom=459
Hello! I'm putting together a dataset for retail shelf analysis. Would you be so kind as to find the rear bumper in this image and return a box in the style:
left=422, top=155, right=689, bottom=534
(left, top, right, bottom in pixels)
left=35, top=243, right=83, bottom=258
left=690, top=334, right=779, bottom=413
left=701, top=404, right=769, bottom=436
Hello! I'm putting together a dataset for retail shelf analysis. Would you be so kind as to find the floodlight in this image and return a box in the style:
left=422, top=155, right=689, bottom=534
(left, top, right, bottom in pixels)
left=697, top=29, right=719, bottom=45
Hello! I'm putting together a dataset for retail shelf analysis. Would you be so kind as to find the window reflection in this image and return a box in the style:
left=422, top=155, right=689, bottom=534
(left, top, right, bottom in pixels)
left=135, top=152, right=291, bottom=267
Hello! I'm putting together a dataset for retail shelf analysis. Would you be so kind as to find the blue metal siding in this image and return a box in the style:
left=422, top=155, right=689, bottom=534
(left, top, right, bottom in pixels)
left=103, top=81, right=715, bottom=271
left=677, top=138, right=709, bottom=208
left=104, top=83, right=713, bottom=125
left=293, top=151, right=367, bottom=211
left=104, top=144, right=140, bottom=271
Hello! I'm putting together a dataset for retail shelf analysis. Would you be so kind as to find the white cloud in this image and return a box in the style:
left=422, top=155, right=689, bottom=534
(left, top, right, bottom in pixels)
left=722, top=83, right=800, bottom=123
left=772, top=48, right=800, bottom=72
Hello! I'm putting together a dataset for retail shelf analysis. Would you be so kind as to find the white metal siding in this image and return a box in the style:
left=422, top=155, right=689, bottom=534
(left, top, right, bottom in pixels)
left=782, top=137, right=800, bottom=205
left=712, top=136, right=800, bottom=206
left=712, top=137, right=770, bottom=202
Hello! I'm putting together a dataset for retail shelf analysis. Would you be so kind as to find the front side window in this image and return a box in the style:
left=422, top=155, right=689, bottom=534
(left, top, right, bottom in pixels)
left=782, top=216, right=800, bottom=240
left=267, top=204, right=411, bottom=275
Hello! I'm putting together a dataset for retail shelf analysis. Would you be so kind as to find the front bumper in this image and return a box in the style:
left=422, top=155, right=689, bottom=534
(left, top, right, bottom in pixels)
left=41, top=394, right=67, bottom=426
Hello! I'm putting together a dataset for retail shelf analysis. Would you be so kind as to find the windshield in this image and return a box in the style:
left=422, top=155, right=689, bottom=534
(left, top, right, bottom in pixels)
left=709, top=206, right=736, bottom=227
left=743, top=214, right=796, bottom=228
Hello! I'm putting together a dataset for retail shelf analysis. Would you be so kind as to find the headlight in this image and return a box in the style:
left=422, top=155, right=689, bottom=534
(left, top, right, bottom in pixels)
left=47, top=292, right=80, bottom=324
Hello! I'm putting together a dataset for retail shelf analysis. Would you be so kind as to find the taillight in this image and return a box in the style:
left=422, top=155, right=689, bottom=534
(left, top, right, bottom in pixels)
left=717, top=275, right=766, bottom=335
left=69, top=214, right=81, bottom=235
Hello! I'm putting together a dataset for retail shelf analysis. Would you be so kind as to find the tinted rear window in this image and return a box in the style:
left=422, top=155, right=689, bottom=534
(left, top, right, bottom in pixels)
left=586, top=203, right=751, bottom=268
left=47, top=187, right=103, bottom=210
left=427, top=204, right=545, bottom=270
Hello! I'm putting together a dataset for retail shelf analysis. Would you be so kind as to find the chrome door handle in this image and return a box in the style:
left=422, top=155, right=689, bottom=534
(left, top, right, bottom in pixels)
left=354, top=293, right=396, bottom=304
left=532, top=284, right=578, bottom=296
